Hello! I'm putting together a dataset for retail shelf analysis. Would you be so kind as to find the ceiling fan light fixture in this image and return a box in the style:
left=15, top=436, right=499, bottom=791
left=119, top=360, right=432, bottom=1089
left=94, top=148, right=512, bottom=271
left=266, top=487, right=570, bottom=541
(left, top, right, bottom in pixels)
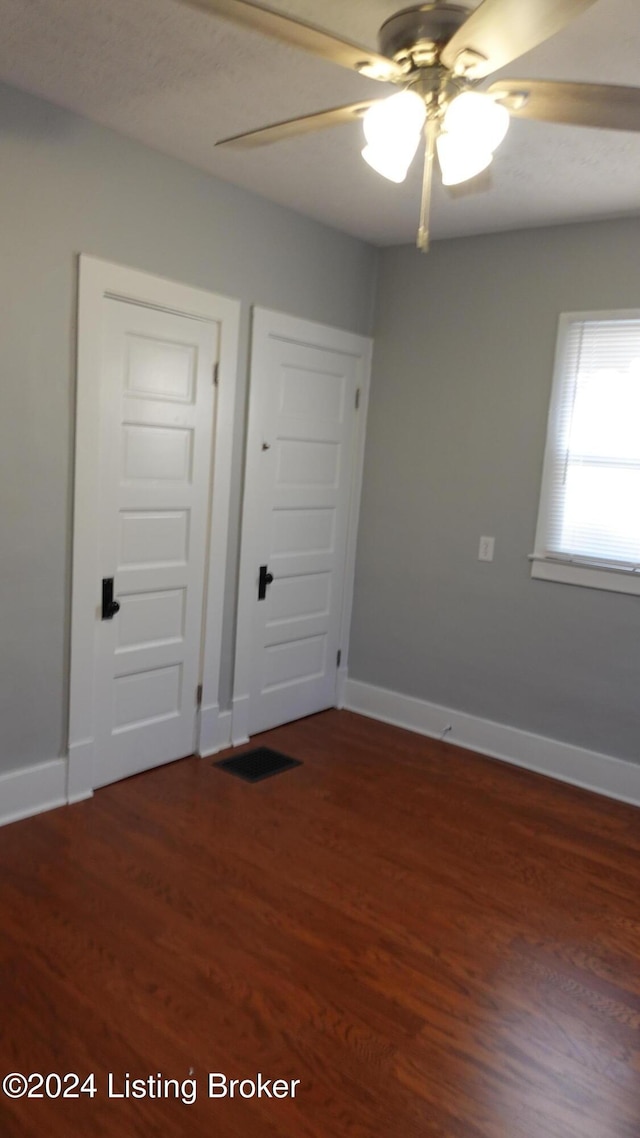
left=361, top=90, right=426, bottom=182
left=436, top=133, right=494, bottom=186
left=361, top=142, right=416, bottom=183
left=203, top=0, right=640, bottom=253
left=443, top=91, right=510, bottom=152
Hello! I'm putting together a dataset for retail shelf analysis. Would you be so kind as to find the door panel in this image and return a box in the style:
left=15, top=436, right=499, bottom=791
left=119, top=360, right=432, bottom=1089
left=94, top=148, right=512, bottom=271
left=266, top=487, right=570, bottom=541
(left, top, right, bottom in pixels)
left=236, top=311, right=370, bottom=738
left=115, top=589, right=186, bottom=651
left=93, top=300, right=218, bottom=788
left=118, top=510, right=190, bottom=568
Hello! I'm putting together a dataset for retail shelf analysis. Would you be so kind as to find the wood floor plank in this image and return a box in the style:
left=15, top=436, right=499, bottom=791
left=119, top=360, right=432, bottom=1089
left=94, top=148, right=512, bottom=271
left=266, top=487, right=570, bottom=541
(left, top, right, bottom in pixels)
left=0, top=709, right=638, bottom=1137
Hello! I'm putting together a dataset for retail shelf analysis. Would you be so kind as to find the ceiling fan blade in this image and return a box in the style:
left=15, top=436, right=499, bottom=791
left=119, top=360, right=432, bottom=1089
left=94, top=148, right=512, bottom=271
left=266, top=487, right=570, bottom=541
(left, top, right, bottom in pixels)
left=488, top=79, right=640, bottom=132
left=441, top=0, right=598, bottom=79
left=179, top=0, right=403, bottom=81
left=216, top=101, right=379, bottom=148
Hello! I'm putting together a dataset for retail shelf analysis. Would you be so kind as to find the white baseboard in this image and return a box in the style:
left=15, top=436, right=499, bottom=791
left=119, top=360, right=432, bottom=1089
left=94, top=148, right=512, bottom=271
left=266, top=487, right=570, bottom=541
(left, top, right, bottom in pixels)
left=344, top=678, right=640, bottom=809
left=198, top=706, right=233, bottom=758
left=230, top=694, right=250, bottom=747
left=67, top=789, right=94, bottom=807
left=336, top=665, right=349, bottom=709
left=0, top=759, right=68, bottom=829
left=67, top=738, right=95, bottom=803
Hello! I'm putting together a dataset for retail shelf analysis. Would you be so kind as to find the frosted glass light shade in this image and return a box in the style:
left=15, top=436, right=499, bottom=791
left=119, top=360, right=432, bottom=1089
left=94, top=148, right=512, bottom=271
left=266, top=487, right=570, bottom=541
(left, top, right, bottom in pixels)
left=362, top=138, right=421, bottom=183
left=436, top=133, right=493, bottom=186
left=361, top=91, right=426, bottom=182
left=363, top=90, right=427, bottom=146
left=443, top=91, right=510, bottom=152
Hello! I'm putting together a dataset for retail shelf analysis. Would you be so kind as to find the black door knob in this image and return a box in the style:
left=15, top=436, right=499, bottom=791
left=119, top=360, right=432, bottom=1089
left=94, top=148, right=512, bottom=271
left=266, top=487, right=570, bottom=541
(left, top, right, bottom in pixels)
left=101, top=578, right=121, bottom=620
left=258, top=565, right=274, bottom=601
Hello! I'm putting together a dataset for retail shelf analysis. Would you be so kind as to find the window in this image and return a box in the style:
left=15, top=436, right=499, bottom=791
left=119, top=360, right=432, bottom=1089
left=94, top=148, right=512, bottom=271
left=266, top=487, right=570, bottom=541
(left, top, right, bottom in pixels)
left=532, top=310, right=640, bottom=596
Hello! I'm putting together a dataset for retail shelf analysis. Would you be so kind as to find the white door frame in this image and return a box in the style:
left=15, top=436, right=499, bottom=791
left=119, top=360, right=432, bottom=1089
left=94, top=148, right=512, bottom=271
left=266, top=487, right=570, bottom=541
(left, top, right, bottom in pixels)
left=231, top=307, right=372, bottom=745
left=68, top=255, right=240, bottom=801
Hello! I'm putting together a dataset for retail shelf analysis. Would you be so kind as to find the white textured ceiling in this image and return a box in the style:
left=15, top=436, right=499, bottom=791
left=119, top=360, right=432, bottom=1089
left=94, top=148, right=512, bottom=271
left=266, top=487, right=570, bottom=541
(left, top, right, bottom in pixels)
left=0, top=0, right=640, bottom=244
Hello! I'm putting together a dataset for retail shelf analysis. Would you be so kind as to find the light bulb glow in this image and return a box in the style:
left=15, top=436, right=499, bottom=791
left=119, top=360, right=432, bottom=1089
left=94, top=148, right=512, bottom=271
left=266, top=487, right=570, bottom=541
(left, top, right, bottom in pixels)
left=361, top=142, right=418, bottom=183
left=363, top=90, right=427, bottom=147
left=361, top=91, right=426, bottom=182
left=436, top=133, right=493, bottom=186
left=443, top=92, right=510, bottom=152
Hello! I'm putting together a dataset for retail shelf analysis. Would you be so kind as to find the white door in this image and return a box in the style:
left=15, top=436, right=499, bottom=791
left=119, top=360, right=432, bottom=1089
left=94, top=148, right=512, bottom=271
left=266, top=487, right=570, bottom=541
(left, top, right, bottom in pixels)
left=234, top=309, right=371, bottom=739
left=93, top=299, right=217, bottom=788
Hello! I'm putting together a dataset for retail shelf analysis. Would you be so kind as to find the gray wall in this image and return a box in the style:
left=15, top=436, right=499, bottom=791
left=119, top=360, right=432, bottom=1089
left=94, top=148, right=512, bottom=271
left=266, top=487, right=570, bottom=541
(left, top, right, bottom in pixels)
left=0, top=81, right=378, bottom=776
left=351, top=219, right=640, bottom=764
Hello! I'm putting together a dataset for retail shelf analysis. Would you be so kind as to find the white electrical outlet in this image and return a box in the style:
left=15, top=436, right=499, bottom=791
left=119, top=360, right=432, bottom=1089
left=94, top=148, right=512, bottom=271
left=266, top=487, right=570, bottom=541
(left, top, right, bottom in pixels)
left=478, top=536, right=495, bottom=562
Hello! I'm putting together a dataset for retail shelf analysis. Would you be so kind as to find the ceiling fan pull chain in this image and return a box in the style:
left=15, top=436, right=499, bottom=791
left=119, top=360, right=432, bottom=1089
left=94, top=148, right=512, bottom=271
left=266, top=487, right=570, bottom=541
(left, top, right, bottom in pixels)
left=417, top=116, right=437, bottom=253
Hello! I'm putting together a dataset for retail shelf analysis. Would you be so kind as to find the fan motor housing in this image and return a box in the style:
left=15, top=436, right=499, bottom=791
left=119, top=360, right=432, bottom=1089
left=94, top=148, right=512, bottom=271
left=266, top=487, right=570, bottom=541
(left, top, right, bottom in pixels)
left=379, top=3, right=470, bottom=68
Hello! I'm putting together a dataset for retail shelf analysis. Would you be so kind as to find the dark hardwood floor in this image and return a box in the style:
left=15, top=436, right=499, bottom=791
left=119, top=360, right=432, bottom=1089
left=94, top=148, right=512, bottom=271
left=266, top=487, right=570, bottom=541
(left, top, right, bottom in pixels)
left=1, top=709, right=639, bottom=1137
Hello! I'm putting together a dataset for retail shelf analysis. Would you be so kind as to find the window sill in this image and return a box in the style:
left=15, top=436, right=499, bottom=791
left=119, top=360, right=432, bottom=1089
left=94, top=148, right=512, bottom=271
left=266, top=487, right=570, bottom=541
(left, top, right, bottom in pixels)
left=531, top=557, right=640, bottom=597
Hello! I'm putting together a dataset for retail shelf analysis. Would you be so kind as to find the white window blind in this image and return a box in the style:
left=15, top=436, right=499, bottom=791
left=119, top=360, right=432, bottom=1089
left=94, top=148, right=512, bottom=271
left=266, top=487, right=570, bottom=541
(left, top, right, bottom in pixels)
left=534, top=312, right=640, bottom=583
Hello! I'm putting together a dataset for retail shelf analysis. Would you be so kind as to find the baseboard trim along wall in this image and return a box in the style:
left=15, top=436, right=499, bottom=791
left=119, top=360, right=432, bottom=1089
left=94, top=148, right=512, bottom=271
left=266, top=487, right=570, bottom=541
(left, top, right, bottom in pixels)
left=0, top=758, right=69, bottom=829
left=344, top=678, right=640, bottom=809
left=6, top=682, right=638, bottom=829
left=2, top=706, right=237, bottom=827
left=198, top=706, right=233, bottom=758
left=230, top=694, right=251, bottom=749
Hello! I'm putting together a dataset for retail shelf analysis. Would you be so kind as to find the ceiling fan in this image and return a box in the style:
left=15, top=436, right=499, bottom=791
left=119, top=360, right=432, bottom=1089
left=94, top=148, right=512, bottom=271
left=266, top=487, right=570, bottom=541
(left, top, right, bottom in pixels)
left=180, top=0, right=640, bottom=250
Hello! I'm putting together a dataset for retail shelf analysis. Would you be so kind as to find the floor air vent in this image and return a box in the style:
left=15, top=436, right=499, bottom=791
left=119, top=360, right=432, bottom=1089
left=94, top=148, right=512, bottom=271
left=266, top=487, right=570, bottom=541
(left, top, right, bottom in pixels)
left=214, top=747, right=302, bottom=783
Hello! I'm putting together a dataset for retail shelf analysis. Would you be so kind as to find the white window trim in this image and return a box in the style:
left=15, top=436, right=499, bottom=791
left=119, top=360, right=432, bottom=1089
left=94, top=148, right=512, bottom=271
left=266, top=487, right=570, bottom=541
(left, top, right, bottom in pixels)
left=532, top=308, right=640, bottom=597
left=530, top=555, right=640, bottom=596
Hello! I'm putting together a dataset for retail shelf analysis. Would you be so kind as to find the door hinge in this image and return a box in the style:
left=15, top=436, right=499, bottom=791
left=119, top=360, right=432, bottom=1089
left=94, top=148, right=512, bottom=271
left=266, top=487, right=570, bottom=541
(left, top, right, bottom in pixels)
left=196, top=683, right=203, bottom=707
left=337, top=650, right=342, bottom=667
left=355, top=387, right=361, bottom=410
left=213, top=361, right=219, bottom=386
